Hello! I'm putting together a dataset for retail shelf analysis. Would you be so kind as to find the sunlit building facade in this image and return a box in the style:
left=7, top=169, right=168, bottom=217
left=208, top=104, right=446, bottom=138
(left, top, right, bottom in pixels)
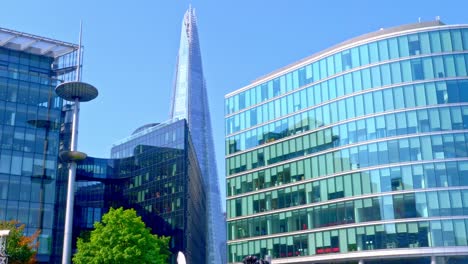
left=225, top=21, right=468, bottom=263
left=0, top=27, right=78, bottom=263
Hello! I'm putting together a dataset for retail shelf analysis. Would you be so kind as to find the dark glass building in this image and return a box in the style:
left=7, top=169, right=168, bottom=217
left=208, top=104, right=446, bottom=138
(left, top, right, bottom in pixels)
left=75, top=119, right=207, bottom=264
left=225, top=21, right=468, bottom=263
left=0, top=27, right=78, bottom=263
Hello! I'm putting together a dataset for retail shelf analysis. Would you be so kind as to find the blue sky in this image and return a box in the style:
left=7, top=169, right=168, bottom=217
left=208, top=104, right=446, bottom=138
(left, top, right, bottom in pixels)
left=1, top=0, right=467, bottom=207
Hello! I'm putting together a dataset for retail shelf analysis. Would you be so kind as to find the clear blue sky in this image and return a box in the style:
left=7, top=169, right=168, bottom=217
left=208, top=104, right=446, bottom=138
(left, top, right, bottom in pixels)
left=1, top=0, right=467, bottom=208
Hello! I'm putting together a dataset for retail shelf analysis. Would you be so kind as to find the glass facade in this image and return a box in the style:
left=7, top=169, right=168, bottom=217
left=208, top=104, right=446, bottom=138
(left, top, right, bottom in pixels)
left=0, top=30, right=78, bottom=263
left=74, top=120, right=207, bottom=264
left=170, top=7, right=226, bottom=264
left=225, top=21, right=468, bottom=263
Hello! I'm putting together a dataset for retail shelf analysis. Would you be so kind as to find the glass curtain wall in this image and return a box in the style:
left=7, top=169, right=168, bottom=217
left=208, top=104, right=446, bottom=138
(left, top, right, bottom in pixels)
left=226, top=23, right=468, bottom=263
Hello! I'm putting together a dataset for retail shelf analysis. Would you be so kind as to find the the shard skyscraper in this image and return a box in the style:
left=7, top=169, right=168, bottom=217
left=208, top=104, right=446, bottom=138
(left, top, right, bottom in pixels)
left=170, top=7, right=226, bottom=264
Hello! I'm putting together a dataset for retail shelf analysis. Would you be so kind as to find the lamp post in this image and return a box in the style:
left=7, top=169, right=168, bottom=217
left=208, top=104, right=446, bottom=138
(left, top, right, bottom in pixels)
left=56, top=23, right=98, bottom=264
left=0, top=229, right=11, bottom=264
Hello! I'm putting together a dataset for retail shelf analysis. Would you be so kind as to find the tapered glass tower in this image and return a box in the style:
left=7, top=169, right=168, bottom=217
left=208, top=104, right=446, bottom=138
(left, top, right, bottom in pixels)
left=170, top=7, right=226, bottom=264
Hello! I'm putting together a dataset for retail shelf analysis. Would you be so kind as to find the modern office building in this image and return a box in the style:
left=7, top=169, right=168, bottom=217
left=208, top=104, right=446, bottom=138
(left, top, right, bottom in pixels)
left=225, top=21, right=468, bottom=263
left=74, top=119, right=207, bottom=264
left=171, top=7, right=226, bottom=264
left=0, top=27, right=79, bottom=263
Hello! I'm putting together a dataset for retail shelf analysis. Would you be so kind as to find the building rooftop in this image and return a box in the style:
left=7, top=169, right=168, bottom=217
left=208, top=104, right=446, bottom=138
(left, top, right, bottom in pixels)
left=226, top=20, right=464, bottom=98
left=0, top=27, right=78, bottom=58
left=112, top=119, right=179, bottom=147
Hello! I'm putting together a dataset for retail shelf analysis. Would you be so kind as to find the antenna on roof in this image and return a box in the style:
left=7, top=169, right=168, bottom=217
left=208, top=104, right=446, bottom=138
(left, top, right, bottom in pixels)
left=76, top=21, right=83, bottom=82
left=418, top=17, right=421, bottom=23
left=436, top=16, right=441, bottom=21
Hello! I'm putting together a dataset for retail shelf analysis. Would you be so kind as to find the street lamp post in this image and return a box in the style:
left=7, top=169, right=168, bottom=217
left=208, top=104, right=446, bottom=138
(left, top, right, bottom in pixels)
left=0, top=230, right=11, bottom=264
left=56, top=24, right=98, bottom=264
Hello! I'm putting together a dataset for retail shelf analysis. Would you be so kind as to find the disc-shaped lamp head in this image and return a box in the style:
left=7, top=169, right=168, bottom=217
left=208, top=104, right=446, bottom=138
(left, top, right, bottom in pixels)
left=55, top=81, right=98, bottom=102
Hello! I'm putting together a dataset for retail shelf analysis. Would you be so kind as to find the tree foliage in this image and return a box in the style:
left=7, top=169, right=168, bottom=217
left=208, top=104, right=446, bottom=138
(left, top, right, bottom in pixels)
left=73, top=207, right=171, bottom=264
left=0, top=220, right=39, bottom=264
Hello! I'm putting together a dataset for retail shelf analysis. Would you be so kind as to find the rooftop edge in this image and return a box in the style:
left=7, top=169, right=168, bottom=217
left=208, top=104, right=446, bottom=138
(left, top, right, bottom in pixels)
left=225, top=20, right=465, bottom=99
left=0, top=26, right=79, bottom=58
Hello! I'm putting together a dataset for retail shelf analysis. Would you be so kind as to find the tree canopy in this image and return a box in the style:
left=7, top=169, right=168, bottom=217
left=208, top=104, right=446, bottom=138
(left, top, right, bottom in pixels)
left=73, top=207, right=171, bottom=264
left=0, top=220, right=39, bottom=264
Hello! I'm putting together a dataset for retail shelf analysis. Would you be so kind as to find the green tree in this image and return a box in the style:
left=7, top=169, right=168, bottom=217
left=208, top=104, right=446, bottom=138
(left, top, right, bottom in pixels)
left=0, top=220, right=39, bottom=264
left=73, top=207, right=171, bottom=264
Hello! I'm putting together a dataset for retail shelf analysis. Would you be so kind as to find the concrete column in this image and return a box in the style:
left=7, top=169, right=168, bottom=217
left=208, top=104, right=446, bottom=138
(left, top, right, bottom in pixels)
left=431, top=256, right=436, bottom=264
left=358, top=260, right=364, bottom=264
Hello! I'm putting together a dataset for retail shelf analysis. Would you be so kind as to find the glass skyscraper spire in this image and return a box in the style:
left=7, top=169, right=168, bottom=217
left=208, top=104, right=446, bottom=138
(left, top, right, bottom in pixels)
left=170, top=7, right=226, bottom=264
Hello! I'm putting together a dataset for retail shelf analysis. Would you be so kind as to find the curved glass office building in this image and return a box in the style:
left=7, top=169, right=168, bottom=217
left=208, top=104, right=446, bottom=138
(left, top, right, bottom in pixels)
left=225, top=21, right=468, bottom=263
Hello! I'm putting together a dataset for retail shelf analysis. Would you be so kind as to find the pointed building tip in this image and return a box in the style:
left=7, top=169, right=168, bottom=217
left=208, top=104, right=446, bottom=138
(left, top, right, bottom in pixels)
left=186, top=3, right=195, bottom=17
left=183, top=4, right=196, bottom=26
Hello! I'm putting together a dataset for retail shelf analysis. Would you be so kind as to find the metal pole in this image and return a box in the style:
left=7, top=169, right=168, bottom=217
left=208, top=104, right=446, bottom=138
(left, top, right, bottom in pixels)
left=76, top=22, right=82, bottom=82
left=62, top=22, right=82, bottom=264
left=61, top=98, right=80, bottom=264
left=0, top=231, right=10, bottom=264
left=0, top=236, right=6, bottom=264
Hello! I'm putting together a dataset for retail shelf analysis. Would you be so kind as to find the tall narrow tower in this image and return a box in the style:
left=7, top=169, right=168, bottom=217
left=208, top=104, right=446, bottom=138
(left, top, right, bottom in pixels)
left=170, top=7, right=226, bottom=264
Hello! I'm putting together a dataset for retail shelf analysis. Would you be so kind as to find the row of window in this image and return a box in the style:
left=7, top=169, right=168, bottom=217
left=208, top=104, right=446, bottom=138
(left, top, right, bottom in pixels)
left=111, top=122, right=186, bottom=159
left=75, top=206, right=102, bottom=229
left=0, top=173, right=56, bottom=203
left=128, top=177, right=185, bottom=201
left=0, top=151, right=58, bottom=178
left=226, top=54, right=468, bottom=135
left=227, top=80, right=468, bottom=155
left=0, top=125, right=60, bottom=155
left=227, top=122, right=468, bottom=178
left=227, top=106, right=468, bottom=175
left=229, top=190, right=468, bottom=240
left=0, top=47, right=53, bottom=70
left=226, top=28, right=468, bottom=115
left=0, top=76, right=61, bottom=107
left=228, top=219, right=468, bottom=262
left=227, top=157, right=468, bottom=198
left=0, top=199, right=55, bottom=229
left=135, top=194, right=184, bottom=216
left=0, top=65, right=57, bottom=86
left=77, top=157, right=182, bottom=182
left=227, top=132, right=468, bottom=197
left=227, top=160, right=468, bottom=218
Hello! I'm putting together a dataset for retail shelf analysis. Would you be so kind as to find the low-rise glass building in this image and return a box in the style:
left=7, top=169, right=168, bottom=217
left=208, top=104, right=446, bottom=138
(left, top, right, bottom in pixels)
left=75, top=119, right=207, bottom=264
left=225, top=21, right=468, bottom=263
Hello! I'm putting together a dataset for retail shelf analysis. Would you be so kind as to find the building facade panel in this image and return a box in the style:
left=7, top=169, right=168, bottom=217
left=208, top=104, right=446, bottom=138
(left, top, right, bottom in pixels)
left=225, top=22, right=468, bottom=263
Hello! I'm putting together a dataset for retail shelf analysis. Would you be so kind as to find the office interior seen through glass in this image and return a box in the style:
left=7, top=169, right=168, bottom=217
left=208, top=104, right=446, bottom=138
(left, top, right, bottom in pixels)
left=225, top=21, right=468, bottom=264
